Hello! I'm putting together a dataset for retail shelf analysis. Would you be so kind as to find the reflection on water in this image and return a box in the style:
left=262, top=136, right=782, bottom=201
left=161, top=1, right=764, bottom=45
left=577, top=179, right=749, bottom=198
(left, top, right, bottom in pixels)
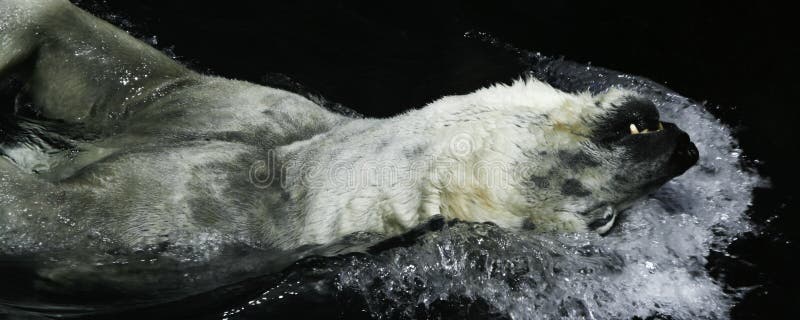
left=0, top=37, right=760, bottom=319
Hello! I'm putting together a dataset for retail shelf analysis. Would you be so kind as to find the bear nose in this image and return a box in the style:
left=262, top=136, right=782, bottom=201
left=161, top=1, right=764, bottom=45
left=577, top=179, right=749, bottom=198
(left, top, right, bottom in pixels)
left=669, top=130, right=699, bottom=174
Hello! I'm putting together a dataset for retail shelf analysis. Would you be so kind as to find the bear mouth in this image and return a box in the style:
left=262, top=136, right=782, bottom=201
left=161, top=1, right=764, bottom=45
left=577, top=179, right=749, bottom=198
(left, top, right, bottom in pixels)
left=617, top=120, right=699, bottom=175
left=596, top=98, right=699, bottom=173
left=585, top=119, right=699, bottom=235
left=666, top=129, right=700, bottom=175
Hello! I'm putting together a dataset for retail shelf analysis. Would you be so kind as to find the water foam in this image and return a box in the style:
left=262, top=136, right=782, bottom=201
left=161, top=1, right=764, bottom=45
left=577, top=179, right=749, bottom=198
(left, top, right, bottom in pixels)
left=326, top=54, right=761, bottom=319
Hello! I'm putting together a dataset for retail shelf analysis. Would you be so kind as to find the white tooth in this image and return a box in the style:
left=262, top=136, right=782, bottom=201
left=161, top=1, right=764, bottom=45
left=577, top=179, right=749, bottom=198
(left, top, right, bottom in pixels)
left=658, top=122, right=664, bottom=131
left=630, top=123, right=640, bottom=134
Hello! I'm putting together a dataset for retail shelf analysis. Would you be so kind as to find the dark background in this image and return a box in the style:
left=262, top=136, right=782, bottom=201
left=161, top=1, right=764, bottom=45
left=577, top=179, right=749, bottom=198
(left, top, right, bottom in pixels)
left=18, top=1, right=800, bottom=318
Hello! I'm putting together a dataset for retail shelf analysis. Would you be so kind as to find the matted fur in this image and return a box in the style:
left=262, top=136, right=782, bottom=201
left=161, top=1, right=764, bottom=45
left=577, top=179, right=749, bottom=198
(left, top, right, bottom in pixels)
left=0, top=0, right=694, bottom=251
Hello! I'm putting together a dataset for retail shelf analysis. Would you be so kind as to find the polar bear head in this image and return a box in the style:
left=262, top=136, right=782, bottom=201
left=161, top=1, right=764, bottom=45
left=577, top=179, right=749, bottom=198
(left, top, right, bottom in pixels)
left=425, top=78, right=698, bottom=234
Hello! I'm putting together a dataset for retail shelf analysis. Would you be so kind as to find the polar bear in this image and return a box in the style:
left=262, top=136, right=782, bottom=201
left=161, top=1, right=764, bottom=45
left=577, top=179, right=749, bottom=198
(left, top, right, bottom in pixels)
left=0, top=0, right=698, bottom=251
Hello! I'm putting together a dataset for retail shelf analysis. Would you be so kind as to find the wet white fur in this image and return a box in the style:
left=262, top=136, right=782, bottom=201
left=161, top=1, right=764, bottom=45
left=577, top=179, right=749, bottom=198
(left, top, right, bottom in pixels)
left=1, top=0, right=639, bottom=250
left=279, top=80, right=636, bottom=246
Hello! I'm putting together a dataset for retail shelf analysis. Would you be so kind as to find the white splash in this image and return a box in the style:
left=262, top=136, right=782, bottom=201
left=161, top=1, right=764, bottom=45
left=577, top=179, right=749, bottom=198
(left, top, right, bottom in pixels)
left=335, top=57, right=761, bottom=320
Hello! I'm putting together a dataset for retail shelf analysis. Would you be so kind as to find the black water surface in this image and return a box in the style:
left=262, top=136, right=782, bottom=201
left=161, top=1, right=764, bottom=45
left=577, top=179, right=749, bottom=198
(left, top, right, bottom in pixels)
left=2, top=1, right=797, bottom=319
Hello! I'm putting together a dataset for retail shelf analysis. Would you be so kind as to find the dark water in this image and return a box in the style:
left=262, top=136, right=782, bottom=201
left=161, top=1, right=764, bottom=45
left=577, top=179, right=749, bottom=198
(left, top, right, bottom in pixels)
left=1, top=1, right=798, bottom=319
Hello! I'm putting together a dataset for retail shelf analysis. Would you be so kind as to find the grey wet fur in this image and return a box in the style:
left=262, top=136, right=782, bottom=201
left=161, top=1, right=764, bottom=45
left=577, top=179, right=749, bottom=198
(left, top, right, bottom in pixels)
left=0, top=0, right=698, bottom=253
